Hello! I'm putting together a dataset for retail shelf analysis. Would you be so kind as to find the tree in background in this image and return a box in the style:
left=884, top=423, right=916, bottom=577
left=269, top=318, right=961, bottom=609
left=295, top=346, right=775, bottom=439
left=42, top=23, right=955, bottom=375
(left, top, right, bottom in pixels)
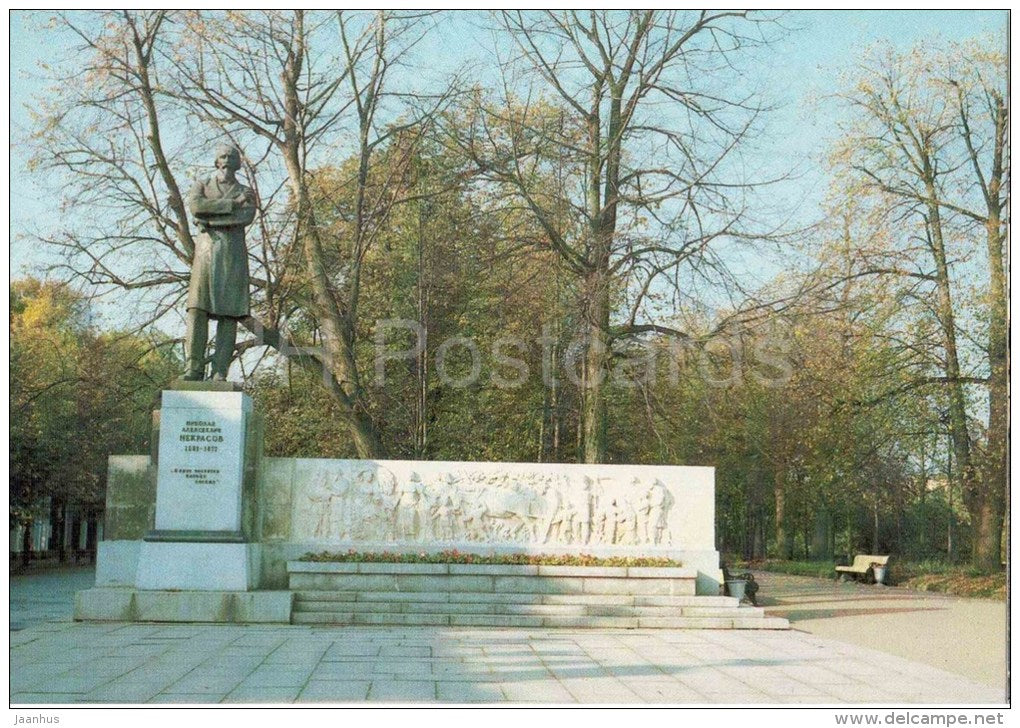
left=447, top=10, right=784, bottom=463
left=258, top=132, right=577, bottom=464
left=18, top=13, right=1007, bottom=569
left=30, top=10, right=458, bottom=458
left=10, top=278, right=179, bottom=560
left=169, top=10, right=455, bottom=457
left=831, top=38, right=1007, bottom=570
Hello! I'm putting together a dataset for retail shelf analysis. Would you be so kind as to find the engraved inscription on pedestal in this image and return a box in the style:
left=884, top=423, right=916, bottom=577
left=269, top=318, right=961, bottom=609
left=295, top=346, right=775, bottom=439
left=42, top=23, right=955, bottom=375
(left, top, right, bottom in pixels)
left=153, top=390, right=251, bottom=533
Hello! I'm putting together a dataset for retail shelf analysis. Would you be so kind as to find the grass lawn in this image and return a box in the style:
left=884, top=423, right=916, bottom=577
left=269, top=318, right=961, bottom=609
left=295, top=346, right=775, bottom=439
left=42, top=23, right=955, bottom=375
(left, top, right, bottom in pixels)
left=736, top=558, right=1006, bottom=600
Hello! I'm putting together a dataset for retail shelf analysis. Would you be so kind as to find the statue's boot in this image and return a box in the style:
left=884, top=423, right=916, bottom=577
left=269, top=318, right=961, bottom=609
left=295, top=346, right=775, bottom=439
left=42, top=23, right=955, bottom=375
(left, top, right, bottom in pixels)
left=211, top=317, right=238, bottom=381
left=183, top=308, right=209, bottom=380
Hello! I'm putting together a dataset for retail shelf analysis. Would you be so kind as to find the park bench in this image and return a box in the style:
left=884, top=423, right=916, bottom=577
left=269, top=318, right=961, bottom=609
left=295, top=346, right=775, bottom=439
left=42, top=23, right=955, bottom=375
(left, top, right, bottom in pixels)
left=835, top=554, right=889, bottom=583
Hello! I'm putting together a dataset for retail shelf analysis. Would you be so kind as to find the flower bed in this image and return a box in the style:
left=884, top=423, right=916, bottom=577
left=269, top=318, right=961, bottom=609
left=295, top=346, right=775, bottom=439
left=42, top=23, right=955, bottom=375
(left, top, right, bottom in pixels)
left=300, top=548, right=683, bottom=568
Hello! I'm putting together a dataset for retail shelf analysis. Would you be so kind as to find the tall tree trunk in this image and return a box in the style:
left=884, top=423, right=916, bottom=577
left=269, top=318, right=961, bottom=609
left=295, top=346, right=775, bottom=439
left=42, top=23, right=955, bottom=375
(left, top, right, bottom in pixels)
left=85, top=513, right=98, bottom=562
left=550, top=338, right=561, bottom=461
left=745, top=466, right=762, bottom=561
left=952, top=82, right=1008, bottom=570
left=21, top=523, right=32, bottom=567
left=975, top=151, right=1007, bottom=572
left=581, top=269, right=611, bottom=463
left=127, top=11, right=195, bottom=258
left=54, top=502, right=67, bottom=563
left=263, top=11, right=383, bottom=459
left=774, top=471, right=793, bottom=560
left=47, top=499, right=63, bottom=554
left=947, top=439, right=955, bottom=561
left=811, top=505, right=832, bottom=561
left=550, top=255, right=563, bottom=461
left=278, top=20, right=382, bottom=458
left=923, top=190, right=983, bottom=565
left=965, top=210, right=1007, bottom=571
left=578, top=71, right=610, bottom=465
left=872, top=499, right=880, bottom=554
left=828, top=513, right=836, bottom=562
left=973, top=496, right=1004, bottom=571
left=414, top=162, right=429, bottom=460
left=70, top=514, right=82, bottom=562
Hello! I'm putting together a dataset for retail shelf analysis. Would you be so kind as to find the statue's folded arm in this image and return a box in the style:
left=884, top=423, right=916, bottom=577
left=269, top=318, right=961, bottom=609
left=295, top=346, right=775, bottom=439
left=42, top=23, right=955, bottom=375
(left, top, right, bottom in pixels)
left=202, top=205, right=255, bottom=228
left=191, top=198, right=235, bottom=216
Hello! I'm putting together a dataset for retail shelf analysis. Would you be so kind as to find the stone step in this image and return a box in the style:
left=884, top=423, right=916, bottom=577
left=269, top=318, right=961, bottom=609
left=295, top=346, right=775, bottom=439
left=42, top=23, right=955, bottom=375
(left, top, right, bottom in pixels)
left=289, top=572, right=696, bottom=596
left=562, top=604, right=765, bottom=618
left=292, top=598, right=765, bottom=619
left=290, top=611, right=788, bottom=630
left=282, top=562, right=785, bottom=629
left=292, top=590, right=738, bottom=608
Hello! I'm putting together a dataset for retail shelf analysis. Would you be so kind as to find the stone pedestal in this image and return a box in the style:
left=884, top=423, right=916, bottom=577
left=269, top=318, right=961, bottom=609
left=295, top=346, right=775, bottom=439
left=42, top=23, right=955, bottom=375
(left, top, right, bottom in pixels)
left=138, top=388, right=259, bottom=591
left=80, top=385, right=734, bottom=624
left=136, top=542, right=260, bottom=590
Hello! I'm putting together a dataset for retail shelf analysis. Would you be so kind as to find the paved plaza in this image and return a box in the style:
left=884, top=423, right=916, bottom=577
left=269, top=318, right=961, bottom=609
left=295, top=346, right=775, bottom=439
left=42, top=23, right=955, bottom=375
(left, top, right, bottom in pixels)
left=9, top=567, right=1007, bottom=705
left=9, top=620, right=1006, bottom=704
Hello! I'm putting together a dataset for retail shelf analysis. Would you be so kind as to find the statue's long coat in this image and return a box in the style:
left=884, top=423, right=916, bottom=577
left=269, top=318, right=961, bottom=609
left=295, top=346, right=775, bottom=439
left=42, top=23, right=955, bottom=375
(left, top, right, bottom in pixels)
left=186, top=175, right=255, bottom=318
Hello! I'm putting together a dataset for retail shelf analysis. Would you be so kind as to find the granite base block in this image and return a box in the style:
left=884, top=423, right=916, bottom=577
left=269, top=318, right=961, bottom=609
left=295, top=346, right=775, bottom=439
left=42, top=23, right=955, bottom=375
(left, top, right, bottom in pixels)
left=74, top=587, right=136, bottom=621
left=136, top=541, right=260, bottom=591
left=95, top=540, right=142, bottom=587
left=73, top=588, right=292, bottom=623
left=235, top=591, right=294, bottom=623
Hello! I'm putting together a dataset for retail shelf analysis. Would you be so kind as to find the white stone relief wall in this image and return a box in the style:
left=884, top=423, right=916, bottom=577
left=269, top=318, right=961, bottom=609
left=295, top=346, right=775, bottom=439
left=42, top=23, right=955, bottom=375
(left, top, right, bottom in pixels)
left=274, top=459, right=715, bottom=556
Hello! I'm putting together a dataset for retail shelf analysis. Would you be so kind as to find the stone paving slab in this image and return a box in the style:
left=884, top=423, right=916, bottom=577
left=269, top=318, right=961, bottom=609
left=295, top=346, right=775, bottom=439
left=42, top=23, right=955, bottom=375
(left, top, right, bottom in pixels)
left=9, top=622, right=1006, bottom=705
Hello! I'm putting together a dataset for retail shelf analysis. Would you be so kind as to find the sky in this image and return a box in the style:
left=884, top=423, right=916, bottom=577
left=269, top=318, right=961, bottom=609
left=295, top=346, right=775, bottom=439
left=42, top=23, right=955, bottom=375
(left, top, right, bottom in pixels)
left=7, top=9, right=1009, bottom=331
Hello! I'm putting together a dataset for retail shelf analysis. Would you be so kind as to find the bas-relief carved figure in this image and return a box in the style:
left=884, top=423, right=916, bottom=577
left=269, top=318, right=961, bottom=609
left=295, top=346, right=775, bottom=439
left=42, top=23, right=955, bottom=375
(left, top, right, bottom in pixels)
left=303, top=466, right=398, bottom=541
left=294, top=467, right=675, bottom=547
left=184, top=144, right=256, bottom=381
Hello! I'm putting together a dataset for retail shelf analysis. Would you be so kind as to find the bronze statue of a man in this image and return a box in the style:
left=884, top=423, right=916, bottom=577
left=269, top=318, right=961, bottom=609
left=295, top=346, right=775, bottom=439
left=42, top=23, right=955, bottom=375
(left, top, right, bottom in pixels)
left=184, top=144, right=255, bottom=381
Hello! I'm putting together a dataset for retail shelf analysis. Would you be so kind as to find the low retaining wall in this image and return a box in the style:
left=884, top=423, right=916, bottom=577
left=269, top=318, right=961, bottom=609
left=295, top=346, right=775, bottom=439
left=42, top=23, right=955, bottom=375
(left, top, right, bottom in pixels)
left=261, top=458, right=723, bottom=593
left=96, top=455, right=724, bottom=595
left=287, top=561, right=787, bottom=629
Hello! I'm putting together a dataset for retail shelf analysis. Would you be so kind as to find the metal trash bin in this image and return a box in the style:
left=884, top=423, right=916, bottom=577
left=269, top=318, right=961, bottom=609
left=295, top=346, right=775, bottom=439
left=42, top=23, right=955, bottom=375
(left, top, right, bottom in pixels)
left=725, top=579, right=747, bottom=602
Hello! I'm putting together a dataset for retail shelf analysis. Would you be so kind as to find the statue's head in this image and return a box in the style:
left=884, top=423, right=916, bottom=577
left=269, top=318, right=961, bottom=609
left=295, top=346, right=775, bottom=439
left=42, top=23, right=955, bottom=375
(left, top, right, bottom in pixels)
left=214, top=144, right=242, bottom=172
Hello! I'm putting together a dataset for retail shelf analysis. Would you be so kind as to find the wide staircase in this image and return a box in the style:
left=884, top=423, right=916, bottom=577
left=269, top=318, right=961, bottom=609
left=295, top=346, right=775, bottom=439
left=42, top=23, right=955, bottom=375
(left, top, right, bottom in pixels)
left=287, top=561, right=788, bottom=629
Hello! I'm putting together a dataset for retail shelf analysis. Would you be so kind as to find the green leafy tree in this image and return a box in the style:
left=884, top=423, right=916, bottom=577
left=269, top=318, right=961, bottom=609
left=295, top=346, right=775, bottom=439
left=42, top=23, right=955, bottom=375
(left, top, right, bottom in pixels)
left=448, top=10, right=782, bottom=463
left=10, top=278, right=179, bottom=558
left=830, top=38, right=1007, bottom=570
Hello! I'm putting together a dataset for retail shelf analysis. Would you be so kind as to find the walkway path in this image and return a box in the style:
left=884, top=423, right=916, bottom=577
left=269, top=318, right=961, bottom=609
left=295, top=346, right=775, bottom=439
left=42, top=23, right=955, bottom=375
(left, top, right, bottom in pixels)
left=754, top=571, right=1007, bottom=689
left=10, top=564, right=95, bottom=630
